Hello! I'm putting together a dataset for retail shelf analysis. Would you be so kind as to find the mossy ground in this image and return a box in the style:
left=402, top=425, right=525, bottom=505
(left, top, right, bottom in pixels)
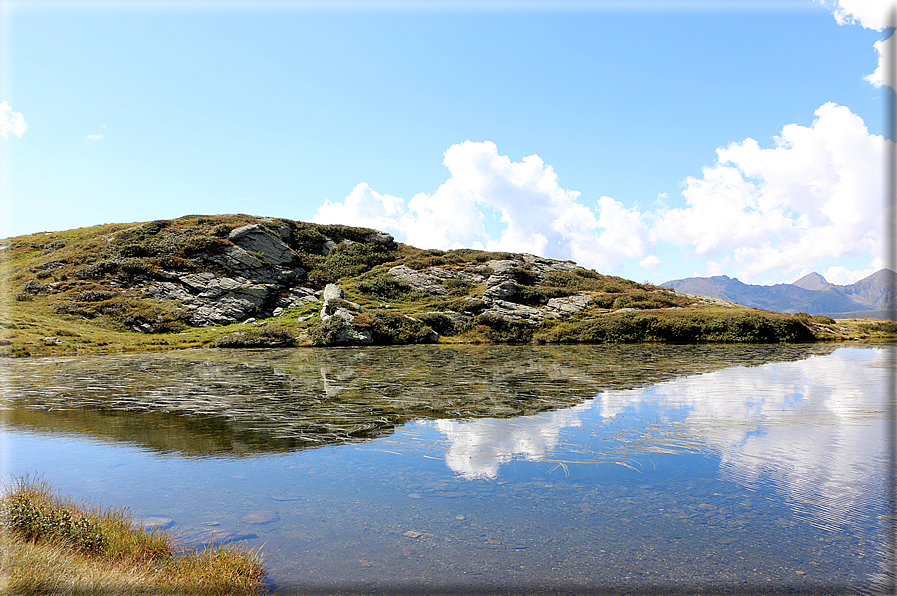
left=2, top=216, right=894, bottom=357
left=0, top=475, right=267, bottom=595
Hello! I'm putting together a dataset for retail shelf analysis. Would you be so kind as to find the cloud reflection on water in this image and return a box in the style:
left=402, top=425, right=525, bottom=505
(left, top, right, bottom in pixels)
left=430, top=346, right=889, bottom=534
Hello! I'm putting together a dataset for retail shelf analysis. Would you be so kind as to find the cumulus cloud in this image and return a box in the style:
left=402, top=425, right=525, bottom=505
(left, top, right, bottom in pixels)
left=819, top=0, right=890, bottom=30
left=818, top=0, right=894, bottom=87
left=654, top=103, right=886, bottom=281
left=0, top=101, right=27, bottom=138
left=864, top=32, right=894, bottom=88
left=312, top=140, right=651, bottom=272
left=312, top=103, right=883, bottom=284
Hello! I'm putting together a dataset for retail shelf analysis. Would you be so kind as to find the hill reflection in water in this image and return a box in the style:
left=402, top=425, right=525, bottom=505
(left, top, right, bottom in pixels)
left=1, top=344, right=839, bottom=457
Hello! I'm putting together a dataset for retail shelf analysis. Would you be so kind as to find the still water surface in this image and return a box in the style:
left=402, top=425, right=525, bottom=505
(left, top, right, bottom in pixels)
left=0, top=343, right=892, bottom=595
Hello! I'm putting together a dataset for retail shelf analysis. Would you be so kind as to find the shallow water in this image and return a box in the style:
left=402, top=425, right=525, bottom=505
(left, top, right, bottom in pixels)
left=0, top=343, right=892, bottom=595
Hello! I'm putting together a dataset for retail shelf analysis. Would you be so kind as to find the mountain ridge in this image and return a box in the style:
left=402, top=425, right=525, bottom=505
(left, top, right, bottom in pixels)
left=662, top=269, right=896, bottom=318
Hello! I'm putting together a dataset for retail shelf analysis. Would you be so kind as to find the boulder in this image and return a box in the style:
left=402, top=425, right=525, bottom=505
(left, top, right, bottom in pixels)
left=388, top=265, right=447, bottom=296
left=545, top=294, right=592, bottom=318
left=323, top=283, right=344, bottom=301
left=429, top=267, right=485, bottom=283
left=226, top=224, right=298, bottom=267
left=483, top=300, right=545, bottom=323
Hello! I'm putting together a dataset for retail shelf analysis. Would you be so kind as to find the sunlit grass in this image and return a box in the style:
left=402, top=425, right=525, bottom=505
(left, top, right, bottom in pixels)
left=0, top=475, right=268, bottom=595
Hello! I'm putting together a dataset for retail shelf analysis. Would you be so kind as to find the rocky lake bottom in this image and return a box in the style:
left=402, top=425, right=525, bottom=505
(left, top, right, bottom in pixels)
left=1, top=343, right=893, bottom=595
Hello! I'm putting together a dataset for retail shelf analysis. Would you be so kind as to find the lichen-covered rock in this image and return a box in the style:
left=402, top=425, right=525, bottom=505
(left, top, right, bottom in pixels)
left=227, top=224, right=298, bottom=267
left=429, top=267, right=485, bottom=283
left=545, top=293, right=592, bottom=318
left=482, top=300, right=545, bottom=323
left=322, top=283, right=344, bottom=301
left=388, top=265, right=447, bottom=296
left=482, top=279, right=518, bottom=303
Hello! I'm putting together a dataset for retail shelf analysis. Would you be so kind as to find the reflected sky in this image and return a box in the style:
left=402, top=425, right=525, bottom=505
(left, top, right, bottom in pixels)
left=0, top=343, right=891, bottom=594
left=425, top=346, right=890, bottom=541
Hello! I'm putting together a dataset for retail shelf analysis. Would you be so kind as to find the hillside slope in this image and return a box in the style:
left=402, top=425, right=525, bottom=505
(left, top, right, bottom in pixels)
left=0, top=215, right=855, bottom=356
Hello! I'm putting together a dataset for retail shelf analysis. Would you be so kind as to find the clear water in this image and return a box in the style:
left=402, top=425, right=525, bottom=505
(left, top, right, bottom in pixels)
left=0, top=343, right=892, bottom=595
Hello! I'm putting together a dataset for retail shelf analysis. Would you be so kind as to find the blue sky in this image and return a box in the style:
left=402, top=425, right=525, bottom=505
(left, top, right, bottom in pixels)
left=0, top=0, right=891, bottom=285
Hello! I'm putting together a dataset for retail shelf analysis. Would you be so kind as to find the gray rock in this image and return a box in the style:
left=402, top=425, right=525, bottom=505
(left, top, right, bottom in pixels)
left=323, top=283, right=344, bottom=301
left=483, top=300, right=545, bottom=322
left=364, top=231, right=396, bottom=247
left=521, top=253, right=577, bottom=275
left=206, top=244, right=302, bottom=285
left=272, top=307, right=284, bottom=317
left=545, top=293, right=592, bottom=318
left=388, top=265, right=447, bottom=296
left=429, top=267, right=484, bottom=283
left=190, top=289, right=269, bottom=326
left=482, top=279, right=518, bottom=303
left=321, top=306, right=355, bottom=323
left=335, top=324, right=373, bottom=345
left=486, top=259, right=525, bottom=276
left=143, top=281, right=192, bottom=301
left=227, top=224, right=298, bottom=267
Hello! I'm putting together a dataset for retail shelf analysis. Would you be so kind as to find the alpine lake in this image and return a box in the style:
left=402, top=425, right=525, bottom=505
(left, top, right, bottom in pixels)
left=1, top=342, right=893, bottom=595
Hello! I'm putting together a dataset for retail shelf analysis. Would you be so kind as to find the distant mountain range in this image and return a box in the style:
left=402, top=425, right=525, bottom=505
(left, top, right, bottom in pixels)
left=662, top=269, right=897, bottom=319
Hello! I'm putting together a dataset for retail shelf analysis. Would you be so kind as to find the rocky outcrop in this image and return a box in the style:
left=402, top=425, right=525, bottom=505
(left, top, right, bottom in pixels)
left=388, top=265, right=448, bottom=296
left=428, top=267, right=485, bottom=283
left=480, top=255, right=583, bottom=316
left=545, top=294, right=593, bottom=317
left=319, top=283, right=373, bottom=345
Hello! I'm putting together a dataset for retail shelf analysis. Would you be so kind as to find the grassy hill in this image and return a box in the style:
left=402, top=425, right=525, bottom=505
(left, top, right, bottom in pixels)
left=1, top=214, right=887, bottom=357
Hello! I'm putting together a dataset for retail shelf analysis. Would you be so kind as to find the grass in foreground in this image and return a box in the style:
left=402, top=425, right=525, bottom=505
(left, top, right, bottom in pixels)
left=0, top=476, right=268, bottom=595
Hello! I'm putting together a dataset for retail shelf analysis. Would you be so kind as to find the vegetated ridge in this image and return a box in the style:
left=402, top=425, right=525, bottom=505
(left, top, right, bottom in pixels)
left=662, top=270, right=897, bottom=319
left=1, top=214, right=888, bottom=356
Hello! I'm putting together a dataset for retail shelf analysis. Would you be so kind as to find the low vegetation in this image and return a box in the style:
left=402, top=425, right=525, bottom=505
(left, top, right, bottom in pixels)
left=1, top=214, right=894, bottom=356
left=0, top=475, right=268, bottom=595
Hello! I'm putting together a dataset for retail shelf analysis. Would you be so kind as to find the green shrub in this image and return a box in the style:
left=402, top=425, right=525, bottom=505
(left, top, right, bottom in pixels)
left=443, top=278, right=474, bottom=296
left=357, top=274, right=411, bottom=298
left=367, top=310, right=436, bottom=345
left=74, top=290, right=117, bottom=302
left=537, top=311, right=814, bottom=343
left=444, top=249, right=491, bottom=263
left=508, top=267, right=540, bottom=286
left=414, top=312, right=457, bottom=335
left=2, top=486, right=107, bottom=553
left=213, top=326, right=295, bottom=347
left=308, top=316, right=346, bottom=346
left=513, top=285, right=573, bottom=306
left=474, top=312, right=534, bottom=342
left=445, top=298, right=487, bottom=315
left=290, top=224, right=328, bottom=254
left=305, top=242, right=395, bottom=287
left=542, top=271, right=604, bottom=291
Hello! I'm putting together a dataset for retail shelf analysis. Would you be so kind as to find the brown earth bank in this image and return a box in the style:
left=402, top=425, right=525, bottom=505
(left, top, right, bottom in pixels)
left=2, top=214, right=894, bottom=357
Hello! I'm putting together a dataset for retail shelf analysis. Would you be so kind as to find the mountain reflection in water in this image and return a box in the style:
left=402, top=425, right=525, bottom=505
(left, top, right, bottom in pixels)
left=1, top=344, right=840, bottom=456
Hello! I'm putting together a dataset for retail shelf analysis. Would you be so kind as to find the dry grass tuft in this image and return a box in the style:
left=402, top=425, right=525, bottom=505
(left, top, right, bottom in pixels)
left=1, top=475, right=268, bottom=595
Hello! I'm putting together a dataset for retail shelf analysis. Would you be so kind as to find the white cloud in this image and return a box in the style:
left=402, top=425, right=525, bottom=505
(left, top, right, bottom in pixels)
left=0, top=101, right=27, bottom=138
left=638, top=254, right=660, bottom=270
left=864, top=32, right=894, bottom=88
left=821, top=260, right=884, bottom=285
left=654, top=103, right=886, bottom=282
left=819, top=0, right=890, bottom=30
left=312, top=140, right=652, bottom=272
left=432, top=403, right=591, bottom=480
left=818, top=0, right=894, bottom=88
left=87, top=134, right=104, bottom=141
left=312, top=104, right=883, bottom=284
